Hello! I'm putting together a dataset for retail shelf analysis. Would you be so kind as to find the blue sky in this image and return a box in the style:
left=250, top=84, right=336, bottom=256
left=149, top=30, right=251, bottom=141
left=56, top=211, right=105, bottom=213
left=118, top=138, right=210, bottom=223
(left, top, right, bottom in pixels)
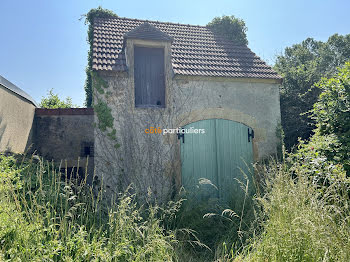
left=1, top=0, right=349, bottom=106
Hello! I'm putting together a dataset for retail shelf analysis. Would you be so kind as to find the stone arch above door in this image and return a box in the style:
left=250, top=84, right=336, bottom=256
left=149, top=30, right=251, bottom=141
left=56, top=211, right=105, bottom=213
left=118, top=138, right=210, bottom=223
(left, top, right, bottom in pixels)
left=176, top=108, right=263, bottom=162
left=177, top=108, right=257, bottom=131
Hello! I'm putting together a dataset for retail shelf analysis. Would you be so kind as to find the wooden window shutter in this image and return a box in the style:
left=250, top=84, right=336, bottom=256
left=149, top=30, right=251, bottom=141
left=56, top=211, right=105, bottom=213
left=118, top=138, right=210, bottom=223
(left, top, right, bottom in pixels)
left=134, top=47, right=165, bottom=107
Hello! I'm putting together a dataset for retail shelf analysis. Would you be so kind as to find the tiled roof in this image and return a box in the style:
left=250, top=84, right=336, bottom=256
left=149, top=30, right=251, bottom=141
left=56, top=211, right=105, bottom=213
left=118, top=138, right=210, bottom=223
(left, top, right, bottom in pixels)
left=124, top=22, right=174, bottom=42
left=92, top=17, right=282, bottom=80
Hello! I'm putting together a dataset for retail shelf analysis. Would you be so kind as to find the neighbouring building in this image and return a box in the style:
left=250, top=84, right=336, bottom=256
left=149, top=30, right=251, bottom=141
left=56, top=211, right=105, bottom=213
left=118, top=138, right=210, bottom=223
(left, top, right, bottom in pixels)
left=91, top=17, right=282, bottom=202
left=0, top=75, right=37, bottom=153
left=0, top=75, right=94, bottom=180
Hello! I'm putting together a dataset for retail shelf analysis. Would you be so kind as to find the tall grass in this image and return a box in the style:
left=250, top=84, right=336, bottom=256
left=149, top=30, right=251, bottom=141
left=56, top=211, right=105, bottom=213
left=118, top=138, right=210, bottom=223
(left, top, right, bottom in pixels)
left=2, top=148, right=350, bottom=261
left=0, top=154, right=179, bottom=261
left=222, top=160, right=350, bottom=262
left=172, top=173, right=256, bottom=261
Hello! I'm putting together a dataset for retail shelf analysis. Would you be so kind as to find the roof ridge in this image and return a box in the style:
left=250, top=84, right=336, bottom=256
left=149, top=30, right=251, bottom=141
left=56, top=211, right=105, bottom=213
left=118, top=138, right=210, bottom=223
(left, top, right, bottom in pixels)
left=94, top=16, right=207, bottom=29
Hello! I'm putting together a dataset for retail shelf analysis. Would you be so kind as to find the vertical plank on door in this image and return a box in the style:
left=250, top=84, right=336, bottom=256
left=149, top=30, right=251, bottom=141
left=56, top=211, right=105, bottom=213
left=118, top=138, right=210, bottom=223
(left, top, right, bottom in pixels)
left=216, top=119, right=253, bottom=205
left=181, top=120, right=218, bottom=197
left=181, top=119, right=253, bottom=203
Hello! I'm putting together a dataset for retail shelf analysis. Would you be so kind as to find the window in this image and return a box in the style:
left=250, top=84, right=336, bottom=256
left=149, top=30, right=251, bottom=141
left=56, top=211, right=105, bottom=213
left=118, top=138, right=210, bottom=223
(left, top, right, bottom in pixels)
left=134, top=47, right=165, bottom=107
left=80, top=141, right=94, bottom=157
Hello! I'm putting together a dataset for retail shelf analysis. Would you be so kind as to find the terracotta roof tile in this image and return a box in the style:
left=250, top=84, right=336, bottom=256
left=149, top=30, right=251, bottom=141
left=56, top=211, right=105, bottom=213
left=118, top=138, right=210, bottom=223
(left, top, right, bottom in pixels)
left=124, top=22, right=174, bottom=42
left=92, top=17, right=282, bottom=80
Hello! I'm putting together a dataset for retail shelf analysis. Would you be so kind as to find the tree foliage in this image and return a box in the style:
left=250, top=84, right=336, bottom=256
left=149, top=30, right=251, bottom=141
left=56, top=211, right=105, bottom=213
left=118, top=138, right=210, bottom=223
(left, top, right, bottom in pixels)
left=275, top=34, right=350, bottom=150
left=83, top=7, right=118, bottom=107
left=312, top=62, right=350, bottom=175
left=39, top=89, right=75, bottom=108
left=207, top=15, right=248, bottom=45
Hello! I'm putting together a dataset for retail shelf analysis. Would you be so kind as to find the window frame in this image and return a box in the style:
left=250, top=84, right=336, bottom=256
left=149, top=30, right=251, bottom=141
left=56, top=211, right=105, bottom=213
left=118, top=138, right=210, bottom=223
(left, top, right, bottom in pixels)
left=133, top=45, right=166, bottom=108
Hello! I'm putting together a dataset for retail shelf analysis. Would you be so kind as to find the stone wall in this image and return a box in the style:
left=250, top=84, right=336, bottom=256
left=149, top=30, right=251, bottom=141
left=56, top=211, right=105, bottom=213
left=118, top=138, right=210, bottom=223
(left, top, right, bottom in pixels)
left=32, top=108, right=95, bottom=182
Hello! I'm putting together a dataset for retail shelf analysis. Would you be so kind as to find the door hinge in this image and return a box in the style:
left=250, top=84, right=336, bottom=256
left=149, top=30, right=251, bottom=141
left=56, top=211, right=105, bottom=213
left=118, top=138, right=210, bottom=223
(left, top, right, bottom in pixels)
left=177, top=127, right=185, bottom=143
left=248, top=128, right=254, bottom=142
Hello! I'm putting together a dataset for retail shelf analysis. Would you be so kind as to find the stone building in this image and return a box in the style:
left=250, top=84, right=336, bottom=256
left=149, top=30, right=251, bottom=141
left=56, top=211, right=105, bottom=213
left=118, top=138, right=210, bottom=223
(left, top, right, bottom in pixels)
left=91, top=17, right=282, bottom=202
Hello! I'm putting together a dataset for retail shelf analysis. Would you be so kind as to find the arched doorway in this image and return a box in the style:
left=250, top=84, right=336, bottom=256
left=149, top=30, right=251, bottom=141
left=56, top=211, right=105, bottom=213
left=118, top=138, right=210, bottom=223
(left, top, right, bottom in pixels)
left=180, top=119, right=254, bottom=203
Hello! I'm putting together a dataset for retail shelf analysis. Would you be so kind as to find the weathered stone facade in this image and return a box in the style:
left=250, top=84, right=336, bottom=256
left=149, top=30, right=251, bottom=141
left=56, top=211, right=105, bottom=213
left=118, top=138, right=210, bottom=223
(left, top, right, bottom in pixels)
left=94, top=39, right=281, bottom=201
left=32, top=108, right=95, bottom=182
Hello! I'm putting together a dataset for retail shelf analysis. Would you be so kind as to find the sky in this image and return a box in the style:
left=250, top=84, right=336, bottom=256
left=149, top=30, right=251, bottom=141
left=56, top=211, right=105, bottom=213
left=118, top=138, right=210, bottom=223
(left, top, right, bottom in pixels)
left=1, top=0, right=349, bottom=107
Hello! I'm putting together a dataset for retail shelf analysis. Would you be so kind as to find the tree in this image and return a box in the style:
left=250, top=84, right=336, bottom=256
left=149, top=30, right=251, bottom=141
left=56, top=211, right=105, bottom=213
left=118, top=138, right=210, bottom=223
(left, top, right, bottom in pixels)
left=312, top=62, right=350, bottom=175
left=207, top=15, right=248, bottom=45
left=274, top=34, right=350, bottom=150
left=40, top=89, right=75, bottom=108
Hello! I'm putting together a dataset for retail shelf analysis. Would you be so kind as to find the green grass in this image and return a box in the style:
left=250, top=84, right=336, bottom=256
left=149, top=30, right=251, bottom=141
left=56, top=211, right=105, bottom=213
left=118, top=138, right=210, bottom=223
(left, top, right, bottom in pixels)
left=220, top=159, right=350, bottom=262
left=2, top=146, right=350, bottom=261
left=172, top=174, right=256, bottom=261
left=0, top=154, right=179, bottom=261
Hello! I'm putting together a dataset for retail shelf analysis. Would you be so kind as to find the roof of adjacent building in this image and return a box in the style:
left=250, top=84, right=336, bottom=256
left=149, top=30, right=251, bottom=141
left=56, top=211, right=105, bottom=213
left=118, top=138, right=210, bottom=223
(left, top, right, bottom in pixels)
left=92, top=16, right=282, bottom=81
left=0, top=75, right=38, bottom=107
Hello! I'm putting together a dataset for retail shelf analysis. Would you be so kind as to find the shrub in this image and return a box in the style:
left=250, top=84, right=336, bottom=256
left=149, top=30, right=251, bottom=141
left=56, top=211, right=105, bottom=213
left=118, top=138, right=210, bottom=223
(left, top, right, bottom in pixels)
left=312, top=62, right=350, bottom=175
left=40, top=89, right=76, bottom=108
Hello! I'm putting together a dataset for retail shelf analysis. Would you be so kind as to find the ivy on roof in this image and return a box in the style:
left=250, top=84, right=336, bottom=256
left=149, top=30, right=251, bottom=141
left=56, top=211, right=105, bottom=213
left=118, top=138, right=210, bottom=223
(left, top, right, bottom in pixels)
left=84, top=7, right=118, bottom=108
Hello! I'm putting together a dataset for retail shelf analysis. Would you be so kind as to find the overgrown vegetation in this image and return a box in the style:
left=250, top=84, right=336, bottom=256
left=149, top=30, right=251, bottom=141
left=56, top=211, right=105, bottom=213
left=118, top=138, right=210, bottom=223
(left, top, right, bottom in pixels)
left=0, top=155, right=179, bottom=261
left=312, top=62, right=350, bottom=175
left=207, top=15, right=248, bottom=45
left=173, top=178, right=256, bottom=261
left=3, top=63, right=350, bottom=260
left=94, top=99, right=114, bottom=132
left=234, top=158, right=350, bottom=261
left=40, top=88, right=76, bottom=108
left=83, top=7, right=118, bottom=107
left=228, top=62, right=350, bottom=261
left=275, top=34, right=350, bottom=150
left=82, top=8, right=120, bottom=148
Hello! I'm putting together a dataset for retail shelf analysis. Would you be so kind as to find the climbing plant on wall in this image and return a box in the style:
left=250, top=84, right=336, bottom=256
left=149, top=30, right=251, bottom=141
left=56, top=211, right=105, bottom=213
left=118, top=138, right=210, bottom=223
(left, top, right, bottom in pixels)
left=83, top=7, right=118, bottom=107
left=92, top=71, right=120, bottom=149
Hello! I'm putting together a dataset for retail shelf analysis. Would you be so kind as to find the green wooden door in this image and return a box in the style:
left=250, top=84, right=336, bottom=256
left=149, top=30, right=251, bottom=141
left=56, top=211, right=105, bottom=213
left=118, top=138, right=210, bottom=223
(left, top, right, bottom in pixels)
left=180, top=120, right=218, bottom=198
left=181, top=119, right=254, bottom=203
